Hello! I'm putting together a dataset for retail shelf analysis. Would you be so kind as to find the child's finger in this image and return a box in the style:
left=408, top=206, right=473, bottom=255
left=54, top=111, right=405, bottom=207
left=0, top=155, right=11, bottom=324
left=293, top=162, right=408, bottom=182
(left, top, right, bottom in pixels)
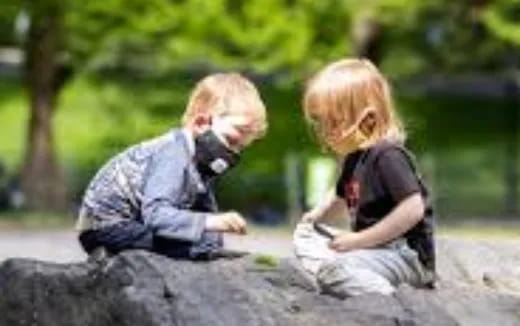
left=328, top=239, right=339, bottom=250
left=328, top=240, right=335, bottom=249
left=240, top=221, right=248, bottom=234
left=237, top=220, right=247, bottom=235
left=228, top=214, right=247, bottom=234
left=234, top=223, right=246, bottom=235
left=224, top=219, right=238, bottom=233
left=236, top=217, right=247, bottom=234
left=229, top=216, right=244, bottom=233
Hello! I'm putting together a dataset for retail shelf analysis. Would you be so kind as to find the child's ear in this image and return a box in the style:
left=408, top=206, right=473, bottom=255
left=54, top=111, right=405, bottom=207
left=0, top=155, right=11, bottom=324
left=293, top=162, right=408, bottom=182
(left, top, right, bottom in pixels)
left=192, top=114, right=212, bottom=135
left=359, top=110, right=377, bottom=135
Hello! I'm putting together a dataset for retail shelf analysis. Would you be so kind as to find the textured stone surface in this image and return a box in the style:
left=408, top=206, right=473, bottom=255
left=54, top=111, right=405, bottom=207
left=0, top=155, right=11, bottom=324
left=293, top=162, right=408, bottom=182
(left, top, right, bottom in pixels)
left=436, top=238, right=520, bottom=294
left=0, top=249, right=519, bottom=326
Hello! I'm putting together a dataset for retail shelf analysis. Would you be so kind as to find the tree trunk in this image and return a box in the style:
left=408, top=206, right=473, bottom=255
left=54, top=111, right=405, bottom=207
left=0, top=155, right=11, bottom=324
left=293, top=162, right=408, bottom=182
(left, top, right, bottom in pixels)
left=351, top=15, right=383, bottom=65
left=21, top=1, right=66, bottom=211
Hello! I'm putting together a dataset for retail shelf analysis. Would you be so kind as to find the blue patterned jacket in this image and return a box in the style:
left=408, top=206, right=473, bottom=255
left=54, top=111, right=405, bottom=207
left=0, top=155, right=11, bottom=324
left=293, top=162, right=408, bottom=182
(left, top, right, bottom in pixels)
left=76, top=129, right=218, bottom=243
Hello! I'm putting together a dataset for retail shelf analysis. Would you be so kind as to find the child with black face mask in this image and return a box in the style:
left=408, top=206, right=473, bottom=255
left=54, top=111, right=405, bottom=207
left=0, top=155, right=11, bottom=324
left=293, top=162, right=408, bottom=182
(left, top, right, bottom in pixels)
left=76, top=73, right=268, bottom=260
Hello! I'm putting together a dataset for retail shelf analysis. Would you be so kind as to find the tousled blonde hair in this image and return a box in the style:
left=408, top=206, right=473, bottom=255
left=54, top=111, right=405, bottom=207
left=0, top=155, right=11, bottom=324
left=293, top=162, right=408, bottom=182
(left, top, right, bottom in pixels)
left=182, top=73, right=268, bottom=140
left=303, top=58, right=405, bottom=152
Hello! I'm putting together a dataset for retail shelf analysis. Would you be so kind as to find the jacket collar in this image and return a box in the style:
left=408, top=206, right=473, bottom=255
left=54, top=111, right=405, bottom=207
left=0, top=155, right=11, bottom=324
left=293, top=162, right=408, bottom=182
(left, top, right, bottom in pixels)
left=180, top=128, right=195, bottom=157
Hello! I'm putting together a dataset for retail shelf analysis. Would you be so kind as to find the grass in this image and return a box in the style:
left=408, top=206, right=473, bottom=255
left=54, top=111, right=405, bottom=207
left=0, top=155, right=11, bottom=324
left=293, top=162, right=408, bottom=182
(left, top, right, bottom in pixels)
left=0, top=74, right=519, bottom=217
left=0, top=211, right=75, bottom=230
left=253, top=254, right=279, bottom=268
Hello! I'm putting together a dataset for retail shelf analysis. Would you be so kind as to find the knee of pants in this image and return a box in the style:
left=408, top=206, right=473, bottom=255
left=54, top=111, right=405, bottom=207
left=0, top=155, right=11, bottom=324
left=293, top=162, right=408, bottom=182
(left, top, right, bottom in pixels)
left=78, top=222, right=153, bottom=254
left=316, top=260, right=395, bottom=297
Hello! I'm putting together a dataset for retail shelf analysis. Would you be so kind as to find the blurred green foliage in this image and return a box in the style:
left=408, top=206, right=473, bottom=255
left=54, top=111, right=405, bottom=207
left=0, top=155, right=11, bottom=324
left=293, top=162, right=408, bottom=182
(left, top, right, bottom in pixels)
left=0, top=0, right=519, bottom=218
left=63, top=0, right=351, bottom=76
left=483, top=0, right=520, bottom=47
left=0, top=73, right=514, bottom=218
left=0, top=0, right=517, bottom=75
left=62, top=0, right=520, bottom=76
left=253, top=254, right=279, bottom=268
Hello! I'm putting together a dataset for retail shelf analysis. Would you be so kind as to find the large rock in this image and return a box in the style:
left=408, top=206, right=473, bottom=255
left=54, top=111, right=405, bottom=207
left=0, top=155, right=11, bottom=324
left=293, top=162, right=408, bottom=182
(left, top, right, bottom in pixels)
left=436, top=238, right=520, bottom=294
left=0, top=249, right=519, bottom=326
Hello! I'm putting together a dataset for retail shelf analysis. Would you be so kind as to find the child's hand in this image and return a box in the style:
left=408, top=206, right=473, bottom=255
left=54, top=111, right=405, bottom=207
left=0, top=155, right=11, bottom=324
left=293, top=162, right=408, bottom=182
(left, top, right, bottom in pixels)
left=205, top=212, right=247, bottom=235
left=301, top=211, right=318, bottom=223
left=328, top=232, right=363, bottom=252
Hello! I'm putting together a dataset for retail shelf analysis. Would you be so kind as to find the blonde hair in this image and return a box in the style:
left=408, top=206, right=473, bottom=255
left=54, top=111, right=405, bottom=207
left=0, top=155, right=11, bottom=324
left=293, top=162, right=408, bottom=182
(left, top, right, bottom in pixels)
left=303, top=58, right=405, bottom=152
left=182, top=73, right=267, bottom=140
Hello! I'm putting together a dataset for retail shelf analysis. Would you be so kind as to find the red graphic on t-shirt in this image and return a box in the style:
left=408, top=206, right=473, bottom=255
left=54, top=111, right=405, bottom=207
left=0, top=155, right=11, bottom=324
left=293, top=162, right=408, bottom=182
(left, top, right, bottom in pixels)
left=345, top=179, right=360, bottom=207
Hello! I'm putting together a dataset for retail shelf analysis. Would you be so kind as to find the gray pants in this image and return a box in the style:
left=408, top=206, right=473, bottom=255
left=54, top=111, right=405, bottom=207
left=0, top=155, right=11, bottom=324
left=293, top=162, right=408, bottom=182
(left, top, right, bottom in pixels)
left=293, top=222, right=431, bottom=297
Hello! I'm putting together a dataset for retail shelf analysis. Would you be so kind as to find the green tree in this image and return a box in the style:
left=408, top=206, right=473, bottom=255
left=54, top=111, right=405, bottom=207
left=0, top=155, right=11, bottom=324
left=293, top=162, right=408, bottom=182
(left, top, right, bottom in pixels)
left=64, top=0, right=355, bottom=76
left=483, top=0, right=520, bottom=49
left=22, top=0, right=68, bottom=211
left=3, top=0, right=520, bottom=211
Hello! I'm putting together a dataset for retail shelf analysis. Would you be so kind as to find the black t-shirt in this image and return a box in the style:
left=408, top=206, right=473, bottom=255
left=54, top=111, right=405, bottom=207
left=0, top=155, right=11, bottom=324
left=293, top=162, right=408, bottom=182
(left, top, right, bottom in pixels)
left=336, top=141, right=435, bottom=271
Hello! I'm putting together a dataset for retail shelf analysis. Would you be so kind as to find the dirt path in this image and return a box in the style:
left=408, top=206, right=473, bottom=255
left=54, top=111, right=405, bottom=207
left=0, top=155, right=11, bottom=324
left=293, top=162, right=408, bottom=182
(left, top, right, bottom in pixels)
left=0, top=229, right=294, bottom=263
left=0, top=227, right=518, bottom=266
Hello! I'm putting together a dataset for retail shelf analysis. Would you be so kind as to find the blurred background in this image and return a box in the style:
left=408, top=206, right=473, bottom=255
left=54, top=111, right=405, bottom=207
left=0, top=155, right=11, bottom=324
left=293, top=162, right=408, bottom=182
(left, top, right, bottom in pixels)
left=0, top=0, right=519, bottom=244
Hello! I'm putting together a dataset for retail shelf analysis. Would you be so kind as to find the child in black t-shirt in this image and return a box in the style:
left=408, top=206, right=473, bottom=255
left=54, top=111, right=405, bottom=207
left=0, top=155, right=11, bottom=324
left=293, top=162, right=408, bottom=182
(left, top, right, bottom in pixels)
left=293, top=58, right=435, bottom=297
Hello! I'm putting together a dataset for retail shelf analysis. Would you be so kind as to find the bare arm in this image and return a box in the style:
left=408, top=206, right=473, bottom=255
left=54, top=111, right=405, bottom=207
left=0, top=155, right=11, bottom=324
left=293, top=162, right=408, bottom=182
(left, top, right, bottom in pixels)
left=302, top=157, right=349, bottom=223
left=302, top=189, right=348, bottom=223
left=330, top=192, right=424, bottom=251
left=143, top=141, right=247, bottom=241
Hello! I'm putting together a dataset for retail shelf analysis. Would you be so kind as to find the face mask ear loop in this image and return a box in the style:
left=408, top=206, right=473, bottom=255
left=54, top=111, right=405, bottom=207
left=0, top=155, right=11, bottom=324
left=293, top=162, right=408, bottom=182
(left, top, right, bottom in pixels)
left=358, top=107, right=378, bottom=139
left=339, top=107, right=376, bottom=140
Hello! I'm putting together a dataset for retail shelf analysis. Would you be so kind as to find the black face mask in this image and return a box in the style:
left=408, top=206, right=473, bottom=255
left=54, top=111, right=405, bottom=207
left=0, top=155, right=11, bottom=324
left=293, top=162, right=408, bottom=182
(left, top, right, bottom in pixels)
left=194, top=130, right=240, bottom=178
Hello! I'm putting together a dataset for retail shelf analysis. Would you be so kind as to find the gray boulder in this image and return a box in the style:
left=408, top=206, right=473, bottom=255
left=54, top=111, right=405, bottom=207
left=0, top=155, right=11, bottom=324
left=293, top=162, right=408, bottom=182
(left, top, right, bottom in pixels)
left=0, top=250, right=519, bottom=326
left=437, top=238, right=520, bottom=294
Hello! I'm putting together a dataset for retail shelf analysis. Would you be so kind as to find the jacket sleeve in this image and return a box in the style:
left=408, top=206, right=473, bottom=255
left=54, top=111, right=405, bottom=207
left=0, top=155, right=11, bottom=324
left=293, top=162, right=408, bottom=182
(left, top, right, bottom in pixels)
left=141, top=142, right=206, bottom=242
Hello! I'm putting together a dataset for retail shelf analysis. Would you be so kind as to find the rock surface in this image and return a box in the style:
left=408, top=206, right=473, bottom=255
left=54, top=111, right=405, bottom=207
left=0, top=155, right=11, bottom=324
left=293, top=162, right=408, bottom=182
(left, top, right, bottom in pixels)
left=0, top=246, right=519, bottom=326
left=436, top=238, right=520, bottom=294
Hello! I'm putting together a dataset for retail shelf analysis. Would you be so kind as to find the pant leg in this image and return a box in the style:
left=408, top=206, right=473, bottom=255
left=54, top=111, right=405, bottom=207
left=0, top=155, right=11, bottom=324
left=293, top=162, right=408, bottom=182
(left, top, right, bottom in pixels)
left=154, top=230, right=223, bottom=260
left=292, top=221, right=341, bottom=275
left=78, top=220, right=154, bottom=254
left=79, top=221, right=222, bottom=260
left=189, top=231, right=223, bottom=258
left=316, top=239, right=425, bottom=297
